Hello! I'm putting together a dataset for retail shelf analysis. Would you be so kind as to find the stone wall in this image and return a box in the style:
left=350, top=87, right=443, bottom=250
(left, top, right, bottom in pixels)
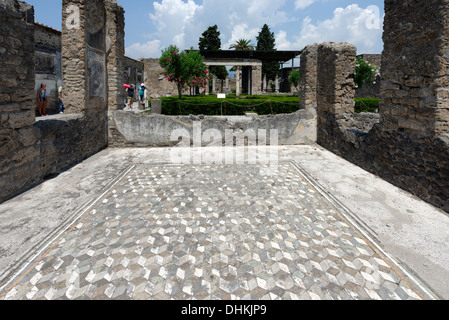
left=123, top=56, right=145, bottom=103
left=299, top=44, right=318, bottom=110
left=0, top=0, right=38, bottom=202
left=306, top=4, right=449, bottom=213
left=105, top=0, right=125, bottom=111
left=0, top=0, right=121, bottom=203
left=141, top=58, right=189, bottom=98
left=109, top=108, right=317, bottom=148
left=316, top=42, right=356, bottom=151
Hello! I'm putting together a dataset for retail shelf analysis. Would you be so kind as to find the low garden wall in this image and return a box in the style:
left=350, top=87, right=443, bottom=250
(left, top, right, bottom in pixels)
left=108, top=108, right=317, bottom=148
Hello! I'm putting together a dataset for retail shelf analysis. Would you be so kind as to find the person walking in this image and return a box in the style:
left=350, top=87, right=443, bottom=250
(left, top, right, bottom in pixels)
left=127, top=84, right=135, bottom=108
left=58, top=86, right=65, bottom=114
left=37, top=83, right=48, bottom=116
left=138, top=83, right=146, bottom=103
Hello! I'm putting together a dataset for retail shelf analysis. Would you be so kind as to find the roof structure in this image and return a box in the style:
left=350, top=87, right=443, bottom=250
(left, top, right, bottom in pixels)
left=197, top=50, right=303, bottom=64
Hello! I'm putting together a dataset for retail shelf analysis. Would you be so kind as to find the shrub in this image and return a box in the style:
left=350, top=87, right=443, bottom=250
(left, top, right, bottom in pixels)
left=355, top=98, right=379, bottom=113
left=354, top=57, right=380, bottom=89
left=148, top=95, right=300, bottom=116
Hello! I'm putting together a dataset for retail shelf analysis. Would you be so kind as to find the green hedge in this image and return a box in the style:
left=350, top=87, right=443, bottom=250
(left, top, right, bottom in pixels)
left=150, top=95, right=301, bottom=116
left=355, top=98, right=379, bottom=113
left=148, top=96, right=379, bottom=116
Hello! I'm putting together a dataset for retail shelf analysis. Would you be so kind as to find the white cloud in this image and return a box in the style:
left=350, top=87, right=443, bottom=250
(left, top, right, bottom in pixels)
left=286, top=4, right=384, bottom=54
left=294, top=0, right=317, bottom=10
left=275, top=30, right=292, bottom=50
left=149, top=0, right=200, bottom=49
left=125, top=40, right=162, bottom=59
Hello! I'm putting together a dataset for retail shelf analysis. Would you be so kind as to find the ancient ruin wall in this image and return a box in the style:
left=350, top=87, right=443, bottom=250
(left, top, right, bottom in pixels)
left=299, top=44, right=318, bottom=110
left=310, top=1, right=449, bottom=212
left=105, top=0, right=125, bottom=111
left=0, top=0, right=39, bottom=201
left=382, top=0, right=449, bottom=136
left=0, top=0, right=118, bottom=203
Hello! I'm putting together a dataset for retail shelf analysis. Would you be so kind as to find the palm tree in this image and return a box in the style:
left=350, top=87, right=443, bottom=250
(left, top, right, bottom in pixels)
left=230, top=39, right=255, bottom=51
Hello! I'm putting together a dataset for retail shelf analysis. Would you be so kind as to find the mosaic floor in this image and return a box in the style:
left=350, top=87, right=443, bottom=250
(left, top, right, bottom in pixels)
left=0, top=162, right=436, bottom=300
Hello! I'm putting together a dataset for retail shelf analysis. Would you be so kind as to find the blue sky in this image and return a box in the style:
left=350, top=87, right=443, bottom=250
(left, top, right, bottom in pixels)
left=26, top=0, right=384, bottom=60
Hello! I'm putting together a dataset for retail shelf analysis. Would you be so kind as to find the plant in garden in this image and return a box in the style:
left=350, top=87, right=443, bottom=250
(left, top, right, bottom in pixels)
left=288, top=70, right=300, bottom=94
left=198, top=25, right=228, bottom=80
left=256, top=24, right=280, bottom=82
left=354, top=56, right=380, bottom=89
left=159, top=45, right=210, bottom=99
left=230, top=39, right=255, bottom=51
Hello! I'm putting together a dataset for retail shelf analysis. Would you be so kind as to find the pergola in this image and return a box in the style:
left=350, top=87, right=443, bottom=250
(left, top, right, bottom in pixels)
left=198, top=50, right=303, bottom=96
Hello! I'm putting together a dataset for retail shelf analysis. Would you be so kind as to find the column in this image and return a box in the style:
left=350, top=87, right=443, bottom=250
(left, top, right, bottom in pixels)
left=236, top=66, right=240, bottom=98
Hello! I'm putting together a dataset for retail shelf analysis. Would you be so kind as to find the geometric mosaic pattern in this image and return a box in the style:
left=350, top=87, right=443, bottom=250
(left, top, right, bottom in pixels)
left=0, top=162, right=437, bottom=300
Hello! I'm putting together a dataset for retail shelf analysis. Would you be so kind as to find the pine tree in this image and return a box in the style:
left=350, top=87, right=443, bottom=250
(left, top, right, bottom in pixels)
left=198, top=25, right=228, bottom=80
left=256, top=24, right=279, bottom=82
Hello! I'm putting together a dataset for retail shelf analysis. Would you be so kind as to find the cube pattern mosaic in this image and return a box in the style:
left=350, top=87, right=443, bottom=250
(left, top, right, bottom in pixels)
left=0, top=163, right=436, bottom=300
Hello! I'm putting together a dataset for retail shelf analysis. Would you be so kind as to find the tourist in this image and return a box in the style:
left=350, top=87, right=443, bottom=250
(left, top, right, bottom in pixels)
left=127, top=84, right=135, bottom=108
left=58, top=86, right=65, bottom=114
left=37, top=83, right=48, bottom=116
left=138, top=83, right=146, bottom=102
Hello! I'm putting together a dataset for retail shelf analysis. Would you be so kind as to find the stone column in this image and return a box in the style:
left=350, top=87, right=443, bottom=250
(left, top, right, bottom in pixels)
left=316, top=42, right=356, bottom=146
left=299, top=43, right=319, bottom=110
left=251, top=64, right=262, bottom=95
left=263, top=74, right=267, bottom=92
left=205, top=66, right=210, bottom=95
left=62, top=0, right=108, bottom=114
left=212, top=75, right=216, bottom=93
left=235, top=66, right=240, bottom=98
left=381, top=0, right=449, bottom=136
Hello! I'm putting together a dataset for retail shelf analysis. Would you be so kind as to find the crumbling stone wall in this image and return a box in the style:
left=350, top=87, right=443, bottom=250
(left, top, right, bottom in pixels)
left=316, top=42, right=357, bottom=151
left=299, top=44, right=318, bottom=110
left=105, top=0, right=125, bottom=111
left=0, top=0, right=38, bottom=201
left=310, top=1, right=449, bottom=213
left=0, top=0, right=120, bottom=203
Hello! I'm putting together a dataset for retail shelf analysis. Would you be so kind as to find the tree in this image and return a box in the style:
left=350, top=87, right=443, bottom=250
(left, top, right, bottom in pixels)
left=354, top=56, right=380, bottom=89
left=288, top=70, right=300, bottom=94
left=198, top=25, right=221, bottom=51
left=198, top=25, right=228, bottom=80
left=159, top=45, right=210, bottom=99
left=230, top=39, right=255, bottom=51
left=256, top=24, right=279, bottom=82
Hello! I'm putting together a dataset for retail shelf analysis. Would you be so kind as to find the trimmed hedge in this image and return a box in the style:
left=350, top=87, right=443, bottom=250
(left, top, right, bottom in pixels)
left=355, top=98, right=379, bottom=113
left=150, top=95, right=301, bottom=116
left=148, top=96, right=379, bottom=116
